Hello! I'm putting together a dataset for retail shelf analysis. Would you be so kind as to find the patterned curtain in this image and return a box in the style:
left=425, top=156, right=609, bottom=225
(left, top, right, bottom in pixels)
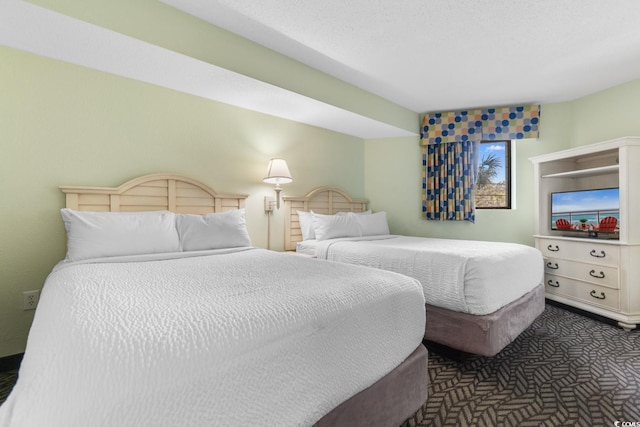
left=420, top=105, right=540, bottom=222
left=423, top=140, right=478, bottom=222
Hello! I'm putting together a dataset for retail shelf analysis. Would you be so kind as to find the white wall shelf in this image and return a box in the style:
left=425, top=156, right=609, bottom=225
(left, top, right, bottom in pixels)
left=541, top=164, right=619, bottom=179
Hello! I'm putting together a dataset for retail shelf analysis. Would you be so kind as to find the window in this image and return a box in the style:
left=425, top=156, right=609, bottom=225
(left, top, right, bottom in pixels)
left=476, top=140, right=511, bottom=209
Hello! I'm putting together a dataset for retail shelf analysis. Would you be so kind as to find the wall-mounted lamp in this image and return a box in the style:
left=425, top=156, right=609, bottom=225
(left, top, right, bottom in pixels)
left=263, top=158, right=292, bottom=212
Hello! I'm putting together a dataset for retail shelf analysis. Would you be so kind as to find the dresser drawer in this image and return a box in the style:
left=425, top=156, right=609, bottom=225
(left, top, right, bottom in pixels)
left=544, top=274, right=620, bottom=310
left=543, top=258, right=619, bottom=288
left=538, top=238, right=619, bottom=266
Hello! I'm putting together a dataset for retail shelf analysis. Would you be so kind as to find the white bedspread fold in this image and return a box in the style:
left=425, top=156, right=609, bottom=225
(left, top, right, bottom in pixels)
left=315, top=235, right=543, bottom=315
left=0, top=249, right=425, bottom=427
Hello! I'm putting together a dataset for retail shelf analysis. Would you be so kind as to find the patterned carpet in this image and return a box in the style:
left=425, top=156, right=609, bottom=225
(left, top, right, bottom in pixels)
left=1, top=304, right=639, bottom=426
left=0, top=370, right=17, bottom=407
left=403, top=303, right=640, bottom=427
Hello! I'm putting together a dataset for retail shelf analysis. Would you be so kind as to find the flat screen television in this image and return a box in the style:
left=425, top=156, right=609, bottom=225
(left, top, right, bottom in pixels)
left=550, top=187, right=619, bottom=237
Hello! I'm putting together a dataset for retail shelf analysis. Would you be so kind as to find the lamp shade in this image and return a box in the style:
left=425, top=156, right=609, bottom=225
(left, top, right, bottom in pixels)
left=263, top=158, right=293, bottom=185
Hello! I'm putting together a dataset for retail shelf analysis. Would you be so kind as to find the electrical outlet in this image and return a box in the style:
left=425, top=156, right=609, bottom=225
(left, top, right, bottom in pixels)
left=23, top=290, right=40, bottom=311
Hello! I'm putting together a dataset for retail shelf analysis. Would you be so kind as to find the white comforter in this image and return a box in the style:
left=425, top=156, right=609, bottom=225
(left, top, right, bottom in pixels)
left=0, top=248, right=425, bottom=427
left=314, top=235, right=543, bottom=315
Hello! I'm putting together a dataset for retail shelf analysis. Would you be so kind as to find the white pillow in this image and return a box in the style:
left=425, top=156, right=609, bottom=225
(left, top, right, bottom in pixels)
left=356, top=211, right=390, bottom=236
left=336, top=210, right=371, bottom=216
left=176, top=209, right=251, bottom=251
left=298, top=210, right=371, bottom=241
left=312, top=212, right=362, bottom=241
left=61, top=209, right=180, bottom=262
left=297, top=210, right=316, bottom=241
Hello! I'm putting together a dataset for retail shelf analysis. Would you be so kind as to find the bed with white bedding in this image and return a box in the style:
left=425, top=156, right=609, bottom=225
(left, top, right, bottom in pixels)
left=300, top=235, right=542, bottom=315
left=283, top=187, right=546, bottom=357
left=0, top=175, right=429, bottom=427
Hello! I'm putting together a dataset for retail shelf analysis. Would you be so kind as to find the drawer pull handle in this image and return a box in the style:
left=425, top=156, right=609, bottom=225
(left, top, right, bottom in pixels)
left=547, top=279, right=560, bottom=288
left=547, top=244, right=559, bottom=252
left=546, top=262, right=559, bottom=269
left=589, top=270, right=605, bottom=279
left=590, top=290, right=606, bottom=300
left=590, top=249, right=606, bottom=258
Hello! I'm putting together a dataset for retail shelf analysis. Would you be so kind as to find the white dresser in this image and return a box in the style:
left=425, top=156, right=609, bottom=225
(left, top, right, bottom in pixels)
left=531, top=137, right=640, bottom=330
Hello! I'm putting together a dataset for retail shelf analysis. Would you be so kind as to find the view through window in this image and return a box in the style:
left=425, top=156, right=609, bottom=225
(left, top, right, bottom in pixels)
left=476, top=140, right=511, bottom=209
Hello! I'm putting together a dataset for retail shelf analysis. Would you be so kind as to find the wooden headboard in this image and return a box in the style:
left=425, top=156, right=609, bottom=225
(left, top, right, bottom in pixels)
left=282, top=187, right=368, bottom=251
left=59, top=173, right=248, bottom=214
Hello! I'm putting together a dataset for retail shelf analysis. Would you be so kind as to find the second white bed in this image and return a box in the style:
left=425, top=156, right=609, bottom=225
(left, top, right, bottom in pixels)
left=284, top=187, right=545, bottom=356
left=299, top=235, right=543, bottom=316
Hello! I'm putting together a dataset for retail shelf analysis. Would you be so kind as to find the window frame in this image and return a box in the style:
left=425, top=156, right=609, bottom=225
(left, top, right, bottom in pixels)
left=475, top=139, right=512, bottom=210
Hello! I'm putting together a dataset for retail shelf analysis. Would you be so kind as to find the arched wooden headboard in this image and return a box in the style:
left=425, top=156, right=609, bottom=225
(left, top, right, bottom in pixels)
left=59, top=173, right=248, bottom=214
left=282, top=187, right=368, bottom=251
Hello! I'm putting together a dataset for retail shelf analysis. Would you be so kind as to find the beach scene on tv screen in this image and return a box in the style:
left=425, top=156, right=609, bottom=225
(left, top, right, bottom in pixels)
left=551, top=188, right=619, bottom=231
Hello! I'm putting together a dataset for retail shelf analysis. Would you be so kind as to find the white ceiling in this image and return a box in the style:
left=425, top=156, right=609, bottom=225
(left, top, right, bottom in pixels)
left=165, top=0, right=640, bottom=113
left=3, top=0, right=640, bottom=138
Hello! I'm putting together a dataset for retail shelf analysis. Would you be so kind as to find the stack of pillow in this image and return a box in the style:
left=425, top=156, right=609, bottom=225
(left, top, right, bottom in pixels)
left=60, top=208, right=251, bottom=262
left=297, top=210, right=390, bottom=241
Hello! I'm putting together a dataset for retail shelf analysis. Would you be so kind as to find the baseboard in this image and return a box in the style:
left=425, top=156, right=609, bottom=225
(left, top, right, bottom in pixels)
left=0, top=353, right=23, bottom=373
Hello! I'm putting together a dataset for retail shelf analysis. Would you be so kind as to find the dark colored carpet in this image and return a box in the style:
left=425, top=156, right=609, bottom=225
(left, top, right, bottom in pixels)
left=403, top=303, right=640, bottom=426
left=2, top=304, right=639, bottom=427
left=0, top=370, right=17, bottom=407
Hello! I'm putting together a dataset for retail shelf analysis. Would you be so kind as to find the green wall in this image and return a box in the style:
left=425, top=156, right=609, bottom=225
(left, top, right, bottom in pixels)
left=364, top=79, right=640, bottom=247
left=0, top=46, right=365, bottom=357
left=569, top=79, right=640, bottom=146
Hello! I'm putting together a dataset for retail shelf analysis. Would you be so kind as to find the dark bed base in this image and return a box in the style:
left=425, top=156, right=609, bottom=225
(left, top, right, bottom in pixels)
left=313, top=344, right=428, bottom=427
left=424, top=283, right=545, bottom=357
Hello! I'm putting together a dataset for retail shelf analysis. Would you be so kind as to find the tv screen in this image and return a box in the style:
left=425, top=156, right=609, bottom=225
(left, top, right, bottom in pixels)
left=550, top=188, right=619, bottom=234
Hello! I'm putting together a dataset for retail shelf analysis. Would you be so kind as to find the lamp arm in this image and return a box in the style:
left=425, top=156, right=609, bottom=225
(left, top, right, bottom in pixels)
left=274, top=186, right=282, bottom=210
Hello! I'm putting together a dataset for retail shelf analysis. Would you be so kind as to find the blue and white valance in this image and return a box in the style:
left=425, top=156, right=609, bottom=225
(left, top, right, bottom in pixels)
left=420, top=105, right=540, bottom=145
